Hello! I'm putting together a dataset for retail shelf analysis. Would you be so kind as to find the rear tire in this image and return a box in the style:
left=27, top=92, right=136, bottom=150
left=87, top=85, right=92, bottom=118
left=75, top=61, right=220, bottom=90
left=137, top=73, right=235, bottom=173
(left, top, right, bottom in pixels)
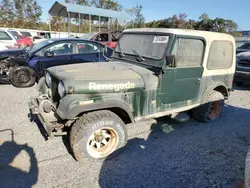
left=70, top=110, right=127, bottom=163
left=9, top=66, right=36, bottom=88
left=191, top=91, right=224, bottom=123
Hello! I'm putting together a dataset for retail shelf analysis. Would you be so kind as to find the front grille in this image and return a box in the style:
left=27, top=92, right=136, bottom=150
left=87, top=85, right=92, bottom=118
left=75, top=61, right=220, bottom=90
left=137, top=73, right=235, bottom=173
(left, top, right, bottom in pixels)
left=238, top=59, right=250, bottom=68
left=50, top=75, right=60, bottom=104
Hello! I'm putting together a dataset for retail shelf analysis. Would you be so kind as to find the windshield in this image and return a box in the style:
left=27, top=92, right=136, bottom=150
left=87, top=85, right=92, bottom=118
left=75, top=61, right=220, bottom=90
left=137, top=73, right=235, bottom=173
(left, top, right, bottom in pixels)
left=115, top=33, right=169, bottom=60
left=28, top=39, right=55, bottom=54
left=9, top=31, right=21, bottom=39
left=81, top=32, right=97, bottom=39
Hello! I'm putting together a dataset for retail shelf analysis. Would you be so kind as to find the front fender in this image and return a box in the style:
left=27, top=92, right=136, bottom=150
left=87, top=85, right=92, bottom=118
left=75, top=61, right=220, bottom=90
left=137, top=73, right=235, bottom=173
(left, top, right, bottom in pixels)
left=56, top=95, right=134, bottom=122
left=28, top=57, right=40, bottom=72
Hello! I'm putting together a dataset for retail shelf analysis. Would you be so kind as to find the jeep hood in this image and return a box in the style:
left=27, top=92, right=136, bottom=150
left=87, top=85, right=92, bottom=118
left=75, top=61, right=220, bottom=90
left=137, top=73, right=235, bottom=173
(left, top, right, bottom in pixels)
left=47, top=61, right=158, bottom=94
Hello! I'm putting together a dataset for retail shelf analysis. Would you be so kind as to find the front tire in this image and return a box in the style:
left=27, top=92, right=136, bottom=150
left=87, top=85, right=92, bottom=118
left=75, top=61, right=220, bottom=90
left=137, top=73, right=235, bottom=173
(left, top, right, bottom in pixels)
left=9, top=66, right=36, bottom=88
left=191, top=91, right=224, bottom=123
left=70, top=110, right=127, bottom=163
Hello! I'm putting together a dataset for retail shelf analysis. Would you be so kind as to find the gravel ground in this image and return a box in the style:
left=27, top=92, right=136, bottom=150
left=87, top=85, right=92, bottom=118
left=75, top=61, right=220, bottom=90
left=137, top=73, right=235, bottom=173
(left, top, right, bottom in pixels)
left=0, top=84, right=250, bottom=188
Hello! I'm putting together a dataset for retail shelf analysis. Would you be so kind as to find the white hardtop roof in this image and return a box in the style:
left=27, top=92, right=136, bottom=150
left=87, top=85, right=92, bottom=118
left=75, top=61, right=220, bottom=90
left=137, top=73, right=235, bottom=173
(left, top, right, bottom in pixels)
left=123, top=28, right=235, bottom=41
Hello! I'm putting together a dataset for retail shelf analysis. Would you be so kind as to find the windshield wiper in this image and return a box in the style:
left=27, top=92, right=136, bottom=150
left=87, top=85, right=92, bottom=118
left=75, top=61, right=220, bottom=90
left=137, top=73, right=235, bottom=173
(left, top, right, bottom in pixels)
left=132, top=49, right=145, bottom=62
left=117, top=43, right=125, bottom=57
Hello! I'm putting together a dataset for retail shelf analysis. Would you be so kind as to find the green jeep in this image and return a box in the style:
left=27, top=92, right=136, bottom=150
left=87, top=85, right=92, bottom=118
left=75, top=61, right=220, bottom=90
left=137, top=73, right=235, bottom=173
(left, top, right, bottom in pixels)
left=28, top=28, right=236, bottom=162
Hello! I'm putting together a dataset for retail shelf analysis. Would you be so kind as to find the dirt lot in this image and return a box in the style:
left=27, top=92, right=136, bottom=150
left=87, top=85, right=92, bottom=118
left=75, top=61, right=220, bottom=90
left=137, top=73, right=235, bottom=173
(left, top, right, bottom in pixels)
left=0, top=84, right=250, bottom=188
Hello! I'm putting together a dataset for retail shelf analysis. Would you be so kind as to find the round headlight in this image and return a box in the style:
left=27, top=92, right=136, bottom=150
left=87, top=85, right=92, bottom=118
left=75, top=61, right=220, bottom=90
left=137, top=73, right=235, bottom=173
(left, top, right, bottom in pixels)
left=45, top=72, right=52, bottom=87
left=58, top=81, right=66, bottom=98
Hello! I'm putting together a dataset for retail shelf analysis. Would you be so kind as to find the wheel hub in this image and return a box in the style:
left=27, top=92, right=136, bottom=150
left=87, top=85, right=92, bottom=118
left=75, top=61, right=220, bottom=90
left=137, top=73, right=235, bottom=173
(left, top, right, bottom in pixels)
left=95, top=134, right=104, bottom=142
left=16, top=70, right=30, bottom=83
left=208, top=101, right=221, bottom=120
left=87, top=128, right=118, bottom=158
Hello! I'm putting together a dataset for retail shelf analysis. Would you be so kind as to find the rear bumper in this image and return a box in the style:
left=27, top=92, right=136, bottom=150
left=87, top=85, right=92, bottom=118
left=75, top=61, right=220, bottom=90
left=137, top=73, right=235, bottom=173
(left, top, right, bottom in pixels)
left=28, top=95, right=65, bottom=138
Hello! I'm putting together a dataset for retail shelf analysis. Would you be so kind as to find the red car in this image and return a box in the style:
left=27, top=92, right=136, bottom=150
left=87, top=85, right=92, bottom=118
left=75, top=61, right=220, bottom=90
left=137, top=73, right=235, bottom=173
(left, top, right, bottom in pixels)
left=9, top=30, right=33, bottom=48
left=81, top=31, right=121, bottom=49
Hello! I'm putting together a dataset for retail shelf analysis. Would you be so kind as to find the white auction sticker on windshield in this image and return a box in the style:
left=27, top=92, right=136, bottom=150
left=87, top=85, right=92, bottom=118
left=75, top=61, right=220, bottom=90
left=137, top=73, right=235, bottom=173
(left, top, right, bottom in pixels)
left=153, top=36, right=169, bottom=43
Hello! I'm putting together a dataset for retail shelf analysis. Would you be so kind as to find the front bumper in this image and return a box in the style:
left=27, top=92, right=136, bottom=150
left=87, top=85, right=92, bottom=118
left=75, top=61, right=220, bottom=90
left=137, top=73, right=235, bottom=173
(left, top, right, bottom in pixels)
left=0, top=74, right=10, bottom=84
left=234, top=71, right=250, bottom=82
left=28, top=95, right=66, bottom=138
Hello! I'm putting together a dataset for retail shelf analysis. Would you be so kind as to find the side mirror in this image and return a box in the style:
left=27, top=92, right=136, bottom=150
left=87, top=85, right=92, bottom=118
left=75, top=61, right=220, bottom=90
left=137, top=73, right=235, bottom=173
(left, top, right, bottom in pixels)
left=166, top=54, right=176, bottom=67
left=44, top=51, right=54, bottom=57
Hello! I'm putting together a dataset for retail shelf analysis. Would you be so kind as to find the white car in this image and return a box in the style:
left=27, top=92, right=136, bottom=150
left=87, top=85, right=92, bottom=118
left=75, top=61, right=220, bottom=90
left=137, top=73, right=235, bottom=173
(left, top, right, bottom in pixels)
left=0, top=29, right=19, bottom=51
left=32, top=36, right=47, bottom=44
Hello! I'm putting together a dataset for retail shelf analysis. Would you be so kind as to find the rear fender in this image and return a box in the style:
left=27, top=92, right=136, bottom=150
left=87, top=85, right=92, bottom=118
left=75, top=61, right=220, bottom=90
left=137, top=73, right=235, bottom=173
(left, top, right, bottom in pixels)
left=201, top=82, right=228, bottom=104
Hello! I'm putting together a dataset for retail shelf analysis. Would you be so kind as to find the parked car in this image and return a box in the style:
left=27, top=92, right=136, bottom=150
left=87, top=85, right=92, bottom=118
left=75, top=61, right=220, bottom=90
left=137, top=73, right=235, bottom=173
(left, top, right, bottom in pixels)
left=19, top=31, right=33, bottom=40
left=8, top=30, right=33, bottom=47
left=32, top=36, right=47, bottom=44
left=236, top=42, right=250, bottom=54
left=28, top=28, right=236, bottom=162
left=0, top=38, right=113, bottom=87
left=234, top=51, right=250, bottom=86
left=81, top=31, right=121, bottom=49
left=0, top=29, right=20, bottom=50
left=32, top=31, right=52, bottom=44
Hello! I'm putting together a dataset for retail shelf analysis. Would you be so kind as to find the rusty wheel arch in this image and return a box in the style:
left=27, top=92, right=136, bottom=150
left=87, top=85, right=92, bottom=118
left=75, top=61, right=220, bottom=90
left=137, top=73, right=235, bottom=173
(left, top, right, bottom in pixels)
left=213, top=85, right=229, bottom=99
left=201, top=83, right=229, bottom=103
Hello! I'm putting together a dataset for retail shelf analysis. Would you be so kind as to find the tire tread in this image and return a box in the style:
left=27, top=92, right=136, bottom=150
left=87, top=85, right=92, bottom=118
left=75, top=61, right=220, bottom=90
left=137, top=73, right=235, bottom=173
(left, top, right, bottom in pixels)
left=192, top=90, right=224, bottom=123
left=70, top=110, right=124, bottom=162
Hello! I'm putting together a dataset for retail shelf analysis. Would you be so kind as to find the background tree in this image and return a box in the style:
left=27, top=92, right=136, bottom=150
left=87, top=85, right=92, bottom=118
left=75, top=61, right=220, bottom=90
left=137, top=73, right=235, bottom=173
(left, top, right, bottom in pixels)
left=25, top=0, right=42, bottom=29
left=171, top=13, right=188, bottom=28
left=125, top=5, right=145, bottom=28
left=0, top=0, right=42, bottom=29
left=0, top=0, right=242, bottom=37
left=90, top=0, right=122, bottom=11
left=145, top=12, right=239, bottom=36
left=0, top=0, right=15, bottom=27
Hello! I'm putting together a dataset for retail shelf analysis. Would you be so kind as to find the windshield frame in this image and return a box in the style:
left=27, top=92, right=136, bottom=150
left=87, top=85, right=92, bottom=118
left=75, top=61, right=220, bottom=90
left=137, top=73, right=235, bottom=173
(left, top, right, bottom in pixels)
left=114, top=32, right=172, bottom=63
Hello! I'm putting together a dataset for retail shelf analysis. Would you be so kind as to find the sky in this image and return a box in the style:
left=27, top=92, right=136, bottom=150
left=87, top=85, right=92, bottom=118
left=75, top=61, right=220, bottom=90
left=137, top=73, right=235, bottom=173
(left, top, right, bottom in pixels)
left=38, top=0, right=250, bottom=30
